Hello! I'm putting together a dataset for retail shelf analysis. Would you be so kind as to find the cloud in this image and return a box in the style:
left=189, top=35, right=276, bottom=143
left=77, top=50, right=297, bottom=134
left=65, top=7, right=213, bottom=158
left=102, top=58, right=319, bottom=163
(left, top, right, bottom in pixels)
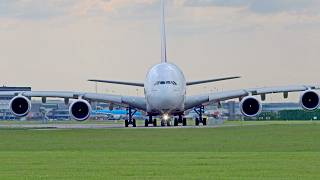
left=249, top=0, right=319, bottom=14
left=183, top=0, right=248, bottom=7
left=0, top=0, right=158, bottom=20
left=0, top=0, right=319, bottom=33
left=183, top=0, right=320, bottom=14
left=1, top=0, right=319, bottom=22
left=0, top=0, right=77, bottom=19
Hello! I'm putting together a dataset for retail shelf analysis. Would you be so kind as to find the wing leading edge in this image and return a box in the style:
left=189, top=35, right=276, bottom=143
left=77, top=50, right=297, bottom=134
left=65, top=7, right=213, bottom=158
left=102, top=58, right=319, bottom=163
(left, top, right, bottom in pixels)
left=0, top=91, right=146, bottom=111
left=89, top=76, right=240, bottom=87
left=185, top=85, right=319, bottom=110
left=186, top=76, right=241, bottom=86
left=88, top=79, right=144, bottom=87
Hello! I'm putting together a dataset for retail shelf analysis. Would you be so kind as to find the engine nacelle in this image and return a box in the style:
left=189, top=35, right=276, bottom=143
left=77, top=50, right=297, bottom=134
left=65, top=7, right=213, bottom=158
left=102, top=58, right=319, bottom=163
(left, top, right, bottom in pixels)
left=300, top=90, right=320, bottom=111
left=69, top=99, right=92, bottom=121
left=9, top=96, right=31, bottom=117
left=240, top=96, right=262, bottom=117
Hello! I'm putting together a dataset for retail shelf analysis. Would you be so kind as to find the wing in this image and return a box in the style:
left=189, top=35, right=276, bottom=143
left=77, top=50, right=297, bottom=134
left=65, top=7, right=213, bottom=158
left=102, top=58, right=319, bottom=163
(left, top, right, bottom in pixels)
left=186, top=76, right=240, bottom=86
left=185, top=85, right=319, bottom=110
left=0, top=91, right=146, bottom=111
left=88, top=79, right=144, bottom=87
left=89, top=76, right=240, bottom=87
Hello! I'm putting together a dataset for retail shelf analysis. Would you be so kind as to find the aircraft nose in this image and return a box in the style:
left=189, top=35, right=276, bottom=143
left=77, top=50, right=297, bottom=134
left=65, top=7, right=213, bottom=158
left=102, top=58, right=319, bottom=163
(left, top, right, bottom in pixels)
left=149, top=92, right=183, bottom=111
left=159, top=95, right=177, bottom=106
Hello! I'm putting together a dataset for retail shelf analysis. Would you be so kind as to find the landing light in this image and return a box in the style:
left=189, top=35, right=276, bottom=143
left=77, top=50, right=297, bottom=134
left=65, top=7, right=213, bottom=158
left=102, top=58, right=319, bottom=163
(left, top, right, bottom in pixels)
left=163, top=114, right=170, bottom=120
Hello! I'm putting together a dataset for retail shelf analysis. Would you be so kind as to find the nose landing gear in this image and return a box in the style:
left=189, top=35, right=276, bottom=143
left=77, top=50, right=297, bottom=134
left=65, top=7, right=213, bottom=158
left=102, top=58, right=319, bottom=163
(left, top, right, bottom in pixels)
left=144, top=114, right=187, bottom=128
left=160, top=119, right=173, bottom=127
left=161, top=119, right=166, bottom=127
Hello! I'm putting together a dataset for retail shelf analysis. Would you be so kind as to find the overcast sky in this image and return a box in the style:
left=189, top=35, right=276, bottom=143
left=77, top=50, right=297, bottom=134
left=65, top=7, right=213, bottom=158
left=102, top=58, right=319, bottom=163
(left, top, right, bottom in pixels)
left=0, top=0, right=319, bottom=100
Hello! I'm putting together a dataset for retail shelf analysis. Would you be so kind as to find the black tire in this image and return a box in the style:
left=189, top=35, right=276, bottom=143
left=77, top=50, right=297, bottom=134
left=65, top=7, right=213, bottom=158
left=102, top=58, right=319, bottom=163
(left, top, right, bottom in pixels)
left=203, top=118, right=207, bottom=126
left=195, top=118, right=200, bottom=126
left=174, top=118, right=178, bottom=126
left=161, top=120, right=166, bottom=127
left=167, top=121, right=171, bottom=126
left=125, top=120, right=129, bottom=127
left=182, top=118, right=187, bottom=126
left=153, top=119, right=157, bottom=127
left=133, top=119, right=136, bottom=127
left=145, top=119, right=149, bottom=127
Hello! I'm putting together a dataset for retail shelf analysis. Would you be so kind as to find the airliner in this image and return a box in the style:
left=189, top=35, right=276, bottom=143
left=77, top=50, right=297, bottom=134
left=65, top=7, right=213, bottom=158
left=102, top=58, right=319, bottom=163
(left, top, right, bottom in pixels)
left=1, top=0, right=319, bottom=127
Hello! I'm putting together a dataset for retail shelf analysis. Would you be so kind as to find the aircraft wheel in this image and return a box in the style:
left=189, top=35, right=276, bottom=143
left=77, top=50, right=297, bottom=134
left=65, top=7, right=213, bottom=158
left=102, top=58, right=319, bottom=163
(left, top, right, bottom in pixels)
left=195, top=118, right=200, bottom=126
left=145, top=119, right=149, bottom=127
left=174, top=118, right=178, bottom=126
left=161, top=120, right=166, bottom=127
left=133, top=119, right=136, bottom=127
left=182, top=118, right=187, bottom=126
left=125, top=120, right=129, bottom=127
left=203, top=118, right=207, bottom=126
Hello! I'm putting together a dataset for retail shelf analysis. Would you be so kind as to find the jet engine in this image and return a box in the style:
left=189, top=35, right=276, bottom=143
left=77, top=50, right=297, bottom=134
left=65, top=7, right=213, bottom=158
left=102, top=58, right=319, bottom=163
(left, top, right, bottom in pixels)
left=9, top=96, right=31, bottom=117
left=300, top=90, right=320, bottom=111
left=69, top=99, right=92, bottom=121
left=240, top=96, right=262, bottom=117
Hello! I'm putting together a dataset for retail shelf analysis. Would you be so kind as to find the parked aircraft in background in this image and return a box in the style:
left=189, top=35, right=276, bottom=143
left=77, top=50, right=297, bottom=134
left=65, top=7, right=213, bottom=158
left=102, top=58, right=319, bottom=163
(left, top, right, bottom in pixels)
left=92, top=109, right=143, bottom=120
left=1, top=0, right=319, bottom=127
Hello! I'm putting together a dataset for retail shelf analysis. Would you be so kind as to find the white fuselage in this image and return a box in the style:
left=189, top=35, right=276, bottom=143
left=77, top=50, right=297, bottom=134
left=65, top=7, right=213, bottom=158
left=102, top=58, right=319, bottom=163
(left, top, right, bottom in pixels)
left=144, top=63, right=186, bottom=115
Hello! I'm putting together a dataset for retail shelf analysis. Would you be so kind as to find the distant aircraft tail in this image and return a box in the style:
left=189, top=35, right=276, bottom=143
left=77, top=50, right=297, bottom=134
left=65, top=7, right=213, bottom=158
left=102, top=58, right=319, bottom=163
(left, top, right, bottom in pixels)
left=161, top=0, right=167, bottom=63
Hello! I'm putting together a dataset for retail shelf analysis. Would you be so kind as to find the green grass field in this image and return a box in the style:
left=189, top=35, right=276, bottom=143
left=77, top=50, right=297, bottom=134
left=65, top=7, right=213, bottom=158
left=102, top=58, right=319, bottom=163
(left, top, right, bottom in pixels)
left=1, top=122, right=320, bottom=179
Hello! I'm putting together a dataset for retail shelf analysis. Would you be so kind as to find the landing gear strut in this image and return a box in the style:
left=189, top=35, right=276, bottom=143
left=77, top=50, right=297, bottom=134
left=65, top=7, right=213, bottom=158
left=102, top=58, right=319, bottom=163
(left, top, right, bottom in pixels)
left=145, top=115, right=157, bottom=127
left=194, top=106, right=207, bottom=126
left=125, top=107, right=137, bottom=127
left=174, top=115, right=187, bottom=126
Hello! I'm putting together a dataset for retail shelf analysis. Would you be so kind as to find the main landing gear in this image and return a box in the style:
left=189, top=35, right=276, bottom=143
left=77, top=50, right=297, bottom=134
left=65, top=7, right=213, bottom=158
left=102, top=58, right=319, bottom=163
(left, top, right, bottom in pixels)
left=125, top=107, right=137, bottom=127
left=160, top=119, right=172, bottom=126
left=173, top=115, right=187, bottom=127
left=194, top=106, right=207, bottom=126
left=144, top=115, right=157, bottom=127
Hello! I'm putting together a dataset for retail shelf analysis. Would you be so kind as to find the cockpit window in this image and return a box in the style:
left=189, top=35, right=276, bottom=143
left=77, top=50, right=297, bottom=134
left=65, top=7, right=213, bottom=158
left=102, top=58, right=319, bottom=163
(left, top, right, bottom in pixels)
left=154, top=81, right=177, bottom=86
